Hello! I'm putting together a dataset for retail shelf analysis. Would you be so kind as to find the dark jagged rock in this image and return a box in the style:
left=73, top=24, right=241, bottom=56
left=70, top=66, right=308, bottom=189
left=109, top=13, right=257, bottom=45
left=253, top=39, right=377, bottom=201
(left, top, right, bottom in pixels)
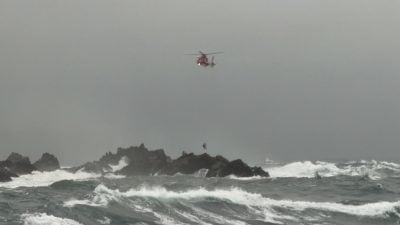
left=6, top=152, right=25, bottom=163
left=3, top=152, right=36, bottom=175
left=0, top=152, right=36, bottom=182
left=159, top=153, right=228, bottom=176
left=118, top=147, right=170, bottom=176
left=70, top=144, right=270, bottom=178
left=159, top=153, right=269, bottom=177
left=251, top=166, right=270, bottom=177
left=0, top=167, right=17, bottom=182
left=72, top=144, right=171, bottom=175
left=33, top=153, right=60, bottom=171
left=219, top=159, right=269, bottom=177
left=0, top=152, right=63, bottom=182
left=219, top=159, right=253, bottom=177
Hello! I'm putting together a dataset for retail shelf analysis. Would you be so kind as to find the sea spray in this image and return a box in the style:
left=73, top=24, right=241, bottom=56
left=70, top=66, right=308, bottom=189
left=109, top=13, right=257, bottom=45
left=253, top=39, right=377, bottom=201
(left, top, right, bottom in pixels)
left=0, top=169, right=101, bottom=189
left=3, top=160, right=400, bottom=225
left=265, top=160, right=400, bottom=179
left=21, top=213, right=83, bottom=225
left=108, top=157, right=129, bottom=172
left=64, top=183, right=400, bottom=223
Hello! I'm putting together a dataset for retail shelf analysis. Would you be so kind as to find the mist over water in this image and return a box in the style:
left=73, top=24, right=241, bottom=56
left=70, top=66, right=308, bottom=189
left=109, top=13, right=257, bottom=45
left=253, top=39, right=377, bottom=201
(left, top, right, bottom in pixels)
left=2, top=1, right=400, bottom=225
left=2, top=159, right=400, bottom=225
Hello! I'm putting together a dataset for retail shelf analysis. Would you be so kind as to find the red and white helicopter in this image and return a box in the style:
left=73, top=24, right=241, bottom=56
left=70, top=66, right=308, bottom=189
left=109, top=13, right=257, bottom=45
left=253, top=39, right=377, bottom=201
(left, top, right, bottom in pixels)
left=186, top=51, right=223, bottom=67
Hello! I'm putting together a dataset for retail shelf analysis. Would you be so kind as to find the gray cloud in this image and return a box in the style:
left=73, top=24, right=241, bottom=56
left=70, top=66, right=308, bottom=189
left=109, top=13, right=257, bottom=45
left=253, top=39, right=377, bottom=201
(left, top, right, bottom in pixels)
left=1, top=0, right=400, bottom=165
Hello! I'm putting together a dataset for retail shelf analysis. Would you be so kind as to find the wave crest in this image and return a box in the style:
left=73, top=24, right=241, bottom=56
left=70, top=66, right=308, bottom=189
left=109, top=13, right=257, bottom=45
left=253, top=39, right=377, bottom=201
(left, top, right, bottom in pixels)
left=64, top=184, right=400, bottom=223
left=21, top=213, right=83, bottom=225
left=0, top=169, right=101, bottom=188
left=265, top=160, right=400, bottom=179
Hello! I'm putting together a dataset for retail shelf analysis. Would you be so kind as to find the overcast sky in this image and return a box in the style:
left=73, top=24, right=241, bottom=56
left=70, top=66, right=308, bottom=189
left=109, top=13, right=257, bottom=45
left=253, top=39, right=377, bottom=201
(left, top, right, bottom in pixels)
left=1, top=0, right=400, bottom=165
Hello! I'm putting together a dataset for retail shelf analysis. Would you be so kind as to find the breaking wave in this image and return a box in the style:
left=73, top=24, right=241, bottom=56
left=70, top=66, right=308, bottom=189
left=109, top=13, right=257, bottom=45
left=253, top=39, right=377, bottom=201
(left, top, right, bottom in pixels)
left=97, top=216, right=111, bottom=224
left=265, top=160, right=400, bottom=180
left=226, top=175, right=267, bottom=180
left=21, top=213, right=83, bottom=225
left=108, top=156, right=129, bottom=172
left=0, top=169, right=101, bottom=189
left=64, top=184, right=400, bottom=224
left=0, top=160, right=130, bottom=189
left=103, top=173, right=126, bottom=179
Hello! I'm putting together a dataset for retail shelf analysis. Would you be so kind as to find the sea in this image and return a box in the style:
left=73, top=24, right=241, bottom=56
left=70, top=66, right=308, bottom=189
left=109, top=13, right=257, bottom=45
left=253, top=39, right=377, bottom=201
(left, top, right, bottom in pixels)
left=1, top=159, right=400, bottom=225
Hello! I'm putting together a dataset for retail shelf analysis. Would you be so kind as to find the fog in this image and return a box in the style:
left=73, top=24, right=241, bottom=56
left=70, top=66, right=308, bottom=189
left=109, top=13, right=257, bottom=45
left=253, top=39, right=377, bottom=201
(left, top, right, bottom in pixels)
left=1, top=0, right=400, bottom=165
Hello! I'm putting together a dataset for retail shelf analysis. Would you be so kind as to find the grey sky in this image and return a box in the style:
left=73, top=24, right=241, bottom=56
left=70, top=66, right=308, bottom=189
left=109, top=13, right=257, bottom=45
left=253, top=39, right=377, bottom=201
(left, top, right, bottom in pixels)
left=1, top=0, right=400, bottom=165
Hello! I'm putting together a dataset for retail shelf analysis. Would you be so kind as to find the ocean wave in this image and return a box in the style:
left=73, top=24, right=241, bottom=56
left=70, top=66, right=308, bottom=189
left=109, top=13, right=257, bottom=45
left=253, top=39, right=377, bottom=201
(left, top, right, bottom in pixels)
left=63, top=184, right=287, bottom=223
left=21, top=213, right=83, bottom=225
left=97, top=216, right=111, bottom=224
left=0, top=169, right=101, bottom=189
left=174, top=208, right=249, bottom=225
left=64, top=184, right=400, bottom=223
left=226, top=175, right=268, bottom=180
left=264, top=160, right=400, bottom=179
left=103, top=173, right=126, bottom=179
left=49, top=179, right=97, bottom=190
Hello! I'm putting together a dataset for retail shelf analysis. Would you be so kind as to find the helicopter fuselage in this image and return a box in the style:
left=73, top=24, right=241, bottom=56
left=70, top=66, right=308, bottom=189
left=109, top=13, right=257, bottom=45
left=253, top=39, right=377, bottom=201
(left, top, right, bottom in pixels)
left=197, top=54, right=209, bottom=67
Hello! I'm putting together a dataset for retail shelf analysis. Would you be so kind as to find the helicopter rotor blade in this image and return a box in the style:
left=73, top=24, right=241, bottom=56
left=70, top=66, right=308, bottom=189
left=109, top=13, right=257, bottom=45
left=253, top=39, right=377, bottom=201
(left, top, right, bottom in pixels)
left=184, top=51, right=223, bottom=56
left=203, top=52, right=223, bottom=55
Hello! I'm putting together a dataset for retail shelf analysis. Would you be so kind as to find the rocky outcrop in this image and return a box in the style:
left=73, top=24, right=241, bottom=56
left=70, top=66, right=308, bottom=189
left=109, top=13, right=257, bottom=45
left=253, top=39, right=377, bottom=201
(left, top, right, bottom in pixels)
left=0, top=144, right=269, bottom=182
left=159, top=153, right=269, bottom=177
left=3, top=153, right=36, bottom=175
left=74, top=144, right=269, bottom=178
left=117, top=145, right=170, bottom=176
left=159, top=153, right=228, bottom=176
left=72, top=144, right=170, bottom=175
left=33, top=153, right=60, bottom=171
left=251, top=166, right=270, bottom=177
left=220, top=159, right=269, bottom=177
left=0, top=152, right=61, bottom=182
left=0, top=152, right=36, bottom=182
left=0, top=167, right=17, bottom=182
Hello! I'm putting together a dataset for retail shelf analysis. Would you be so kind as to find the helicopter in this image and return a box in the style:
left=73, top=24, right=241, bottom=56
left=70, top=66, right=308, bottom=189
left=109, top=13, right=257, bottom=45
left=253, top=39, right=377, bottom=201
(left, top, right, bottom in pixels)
left=186, top=51, right=223, bottom=67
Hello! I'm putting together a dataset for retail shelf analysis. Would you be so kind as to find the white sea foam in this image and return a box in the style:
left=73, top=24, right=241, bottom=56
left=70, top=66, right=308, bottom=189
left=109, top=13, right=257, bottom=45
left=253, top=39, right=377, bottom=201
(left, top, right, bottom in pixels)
left=109, top=156, right=129, bottom=172
left=227, top=175, right=267, bottom=180
left=97, top=216, right=111, bottom=224
left=103, top=173, right=126, bottom=179
left=266, top=161, right=342, bottom=178
left=265, top=160, right=400, bottom=179
left=63, top=184, right=282, bottom=223
left=63, top=198, right=104, bottom=208
left=64, top=184, right=400, bottom=223
left=0, top=169, right=101, bottom=188
left=21, top=213, right=83, bottom=225
left=101, top=157, right=129, bottom=179
left=64, top=183, right=124, bottom=208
